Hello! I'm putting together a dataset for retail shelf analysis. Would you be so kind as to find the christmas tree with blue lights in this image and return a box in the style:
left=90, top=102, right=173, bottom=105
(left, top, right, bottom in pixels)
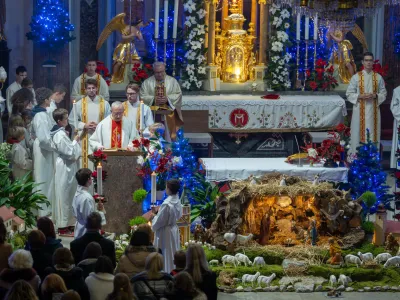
left=348, top=129, right=393, bottom=214
left=26, top=0, right=75, bottom=49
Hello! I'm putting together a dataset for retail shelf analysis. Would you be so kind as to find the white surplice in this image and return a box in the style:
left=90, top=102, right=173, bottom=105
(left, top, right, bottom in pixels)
left=47, top=100, right=57, bottom=126
left=32, top=111, right=54, bottom=216
left=6, top=81, right=21, bottom=114
left=71, top=73, right=110, bottom=102
left=72, top=185, right=106, bottom=239
left=124, top=99, right=154, bottom=131
left=51, top=127, right=81, bottom=228
left=151, top=194, right=182, bottom=273
left=390, top=87, right=400, bottom=168
left=68, top=96, right=111, bottom=170
left=11, top=142, right=33, bottom=180
left=346, top=70, right=387, bottom=155
left=89, top=116, right=138, bottom=150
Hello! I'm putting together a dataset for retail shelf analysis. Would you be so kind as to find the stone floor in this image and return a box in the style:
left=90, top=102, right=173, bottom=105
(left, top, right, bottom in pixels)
left=218, top=292, right=400, bottom=300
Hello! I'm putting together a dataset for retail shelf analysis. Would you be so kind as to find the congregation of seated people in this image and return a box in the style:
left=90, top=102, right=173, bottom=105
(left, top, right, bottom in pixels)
left=0, top=213, right=218, bottom=300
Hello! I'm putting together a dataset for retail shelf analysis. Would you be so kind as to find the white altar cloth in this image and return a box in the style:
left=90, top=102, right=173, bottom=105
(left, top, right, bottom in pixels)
left=201, top=157, right=348, bottom=183
left=182, top=94, right=346, bottom=131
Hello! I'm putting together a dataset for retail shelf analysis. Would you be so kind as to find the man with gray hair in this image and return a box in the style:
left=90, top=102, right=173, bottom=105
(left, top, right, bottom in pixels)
left=89, top=101, right=138, bottom=150
left=140, top=62, right=183, bottom=141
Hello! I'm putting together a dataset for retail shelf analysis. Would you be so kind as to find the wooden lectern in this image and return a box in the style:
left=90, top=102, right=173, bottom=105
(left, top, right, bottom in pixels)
left=102, top=150, right=143, bottom=234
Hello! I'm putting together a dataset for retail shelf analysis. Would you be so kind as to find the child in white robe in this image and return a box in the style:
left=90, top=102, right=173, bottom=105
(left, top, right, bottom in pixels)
left=72, top=168, right=106, bottom=239
left=9, top=126, right=32, bottom=180
left=151, top=178, right=182, bottom=273
left=51, top=108, right=81, bottom=232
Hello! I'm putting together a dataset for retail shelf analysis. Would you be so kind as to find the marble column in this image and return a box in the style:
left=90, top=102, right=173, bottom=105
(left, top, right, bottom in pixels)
left=207, top=0, right=217, bottom=65
left=221, top=0, right=229, bottom=30
left=258, top=0, right=268, bottom=65
left=204, top=0, right=210, bottom=48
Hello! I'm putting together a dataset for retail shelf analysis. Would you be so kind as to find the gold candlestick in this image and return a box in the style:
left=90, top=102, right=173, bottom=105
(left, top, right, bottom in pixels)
left=163, top=39, right=167, bottom=63
left=172, top=39, right=177, bottom=77
left=155, top=37, right=159, bottom=62
left=304, top=40, right=309, bottom=91
left=296, top=40, right=300, bottom=87
left=313, top=40, right=317, bottom=70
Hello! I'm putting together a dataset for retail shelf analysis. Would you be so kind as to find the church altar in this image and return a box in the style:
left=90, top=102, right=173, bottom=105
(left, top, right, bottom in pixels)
left=200, top=157, right=348, bottom=183
left=181, top=94, right=346, bottom=132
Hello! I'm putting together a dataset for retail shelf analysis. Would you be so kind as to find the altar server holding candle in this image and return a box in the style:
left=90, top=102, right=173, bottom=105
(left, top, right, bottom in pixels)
left=123, top=83, right=154, bottom=134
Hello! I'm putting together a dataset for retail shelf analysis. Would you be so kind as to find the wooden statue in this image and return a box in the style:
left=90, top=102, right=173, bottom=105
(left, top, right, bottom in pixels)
left=259, top=213, right=271, bottom=245
left=328, top=237, right=343, bottom=265
left=385, top=233, right=399, bottom=253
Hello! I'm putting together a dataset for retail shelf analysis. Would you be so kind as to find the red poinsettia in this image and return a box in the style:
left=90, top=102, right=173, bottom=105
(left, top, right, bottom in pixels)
left=309, top=81, right=318, bottom=90
left=305, top=59, right=338, bottom=91
left=316, top=58, right=327, bottom=67
left=130, top=63, right=153, bottom=85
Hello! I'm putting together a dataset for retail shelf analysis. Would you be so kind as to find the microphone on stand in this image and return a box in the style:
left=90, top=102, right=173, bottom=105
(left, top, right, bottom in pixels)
left=294, top=135, right=303, bottom=168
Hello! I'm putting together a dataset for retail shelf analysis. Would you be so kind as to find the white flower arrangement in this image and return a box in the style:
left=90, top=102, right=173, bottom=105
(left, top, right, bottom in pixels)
left=181, top=0, right=207, bottom=91
left=266, top=4, right=292, bottom=91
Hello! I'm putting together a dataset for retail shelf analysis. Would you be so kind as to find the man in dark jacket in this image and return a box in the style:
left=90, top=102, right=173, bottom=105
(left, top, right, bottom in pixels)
left=70, top=212, right=116, bottom=267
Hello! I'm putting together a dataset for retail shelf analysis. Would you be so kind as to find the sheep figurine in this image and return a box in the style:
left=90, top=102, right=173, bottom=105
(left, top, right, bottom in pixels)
left=257, top=273, right=276, bottom=287
left=279, top=175, right=287, bottom=186
left=223, top=232, right=236, bottom=244
left=236, top=234, right=254, bottom=246
left=253, top=256, right=266, bottom=267
left=209, top=259, right=219, bottom=266
left=374, top=253, right=392, bottom=264
left=235, top=253, right=252, bottom=267
left=383, top=256, right=400, bottom=268
left=357, top=252, right=374, bottom=262
left=329, top=275, right=337, bottom=287
left=344, top=254, right=362, bottom=268
left=338, top=274, right=352, bottom=287
left=222, top=255, right=239, bottom=268
left=242, top=272, right=260, bottom=287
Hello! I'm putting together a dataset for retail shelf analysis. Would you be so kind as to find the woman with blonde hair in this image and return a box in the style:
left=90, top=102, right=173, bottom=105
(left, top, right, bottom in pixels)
left=130, top=253, right=173, bottom=299
left=4, top=280, right=38, bottom=300
left=185, top=244, right=217, bottom=300
left=41, top=274, right=68, bottom=300
left=106, top=273, right=136, bottom=300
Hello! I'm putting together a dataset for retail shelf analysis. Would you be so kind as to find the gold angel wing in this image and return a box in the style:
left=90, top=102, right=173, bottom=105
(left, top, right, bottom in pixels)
left=350, top=24, right=369, bottom=50
left=96, top=13, right=127, bottom=51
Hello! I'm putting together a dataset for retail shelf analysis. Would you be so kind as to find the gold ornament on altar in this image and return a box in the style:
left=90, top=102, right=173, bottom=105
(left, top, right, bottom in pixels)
left=215, top=0, right=256, bottom=83
left=96, top=13, right=152, bottom=84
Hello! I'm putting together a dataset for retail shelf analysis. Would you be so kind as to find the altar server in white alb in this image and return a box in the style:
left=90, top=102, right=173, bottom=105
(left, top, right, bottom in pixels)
left=390, top=86, right=400, bottom=168
left=71, top=59, right=110, bottom=102
left=123, top=83, right=154, bottom=133
left=51, top=108, right=81, bottom=231
left=346, top=52, right=387, bottom=155
left=31, top=87, right=55, bottom=217
left=9, top=126, right=32, bottom=180
left=89, top=101, right=138, bottom=150
left=140, top=62, right=183, bottom=141
left=47, top=84, right=67, bottom=126
left=72, top=168, right=106, bottom=239
left=69, top=78, right=111, bottom=170
left=5, top=66, right=27, bottom=114
left=151, top=179, right=183, bottom=273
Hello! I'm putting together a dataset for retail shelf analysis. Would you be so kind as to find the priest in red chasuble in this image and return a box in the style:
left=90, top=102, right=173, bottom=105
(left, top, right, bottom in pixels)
left=89, top=101, right=138, bottom=150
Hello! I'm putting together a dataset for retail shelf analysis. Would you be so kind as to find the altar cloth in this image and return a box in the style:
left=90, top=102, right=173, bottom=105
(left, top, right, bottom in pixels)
left=201, top=157, right=348, bottom=183
left=182, top=94, right=346, bottom=131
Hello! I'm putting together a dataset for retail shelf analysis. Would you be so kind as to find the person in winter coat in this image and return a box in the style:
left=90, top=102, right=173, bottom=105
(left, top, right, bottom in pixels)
left=85, top=256, right=115, bottom=300
left=26, top=230, right=53, bottom=281
left=40, top=273, right=68, bottom=300
left=36, top=217, right=63, bottom=256
left=77, top=242, right=102, bottom=279
left=166, top=271, right=206, bottom=300
left=43, top=248, right=89, bottom=300
left=106, top=273, right=136, bottom=300
left=131, top=253, right=174, bottom=300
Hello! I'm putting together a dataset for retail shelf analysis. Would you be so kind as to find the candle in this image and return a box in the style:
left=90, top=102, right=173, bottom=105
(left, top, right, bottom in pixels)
left=139, top=100, right=144, bottom=132
left=305, top=16, right=310, bottom=40
left=72, top=100, right=78, bottom=130
left=163, top=0, right=169, bottom=40
left=151, top=172, right=157, bottom=204
left=155, top=0, right=160, bottom=39
left=97, top=162, right=103, bottom=195
left=172, top=0, right=179, bottom=39
left=296, top=13, right=301, bottom=40
left=314, top=14, right=318, bottom=40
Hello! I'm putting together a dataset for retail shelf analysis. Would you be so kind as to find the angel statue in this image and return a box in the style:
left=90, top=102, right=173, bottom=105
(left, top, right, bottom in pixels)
left=97, top=13, right=152, bottom=84
left=327, top=25, right=368, bottom=84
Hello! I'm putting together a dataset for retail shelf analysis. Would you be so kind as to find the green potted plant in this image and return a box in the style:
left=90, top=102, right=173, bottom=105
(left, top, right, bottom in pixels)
left=132, top=189, right=148, bottom=204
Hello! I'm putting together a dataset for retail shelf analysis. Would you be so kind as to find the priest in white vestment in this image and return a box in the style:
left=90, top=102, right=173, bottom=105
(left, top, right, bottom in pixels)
left=124, top=83, right=154, bottom=134
left=140, top=62, right=183, bottom=141
left=346, top=52, right=387, bottom=155
left=390, top=86, right=400, bottom=169
left=51, top=108, right=82, bottom=229
left=71, top=60, right=110, bottom=102
left=69, top=78, right=111, bottom=171
left=5, top=66, right=27, bottom=114
left=31, top=88, right=55, bottom=217
left=72, top=168, right=106, bottom=239
left=89, top=101, right=138, bottom=151
left=151, top=179, right=182, bottom=273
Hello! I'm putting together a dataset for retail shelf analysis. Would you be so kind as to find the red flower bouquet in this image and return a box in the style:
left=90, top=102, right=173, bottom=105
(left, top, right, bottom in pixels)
left=305, top=59, right=338, bottom=91
left=128, top=63, right=153, bottom=85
